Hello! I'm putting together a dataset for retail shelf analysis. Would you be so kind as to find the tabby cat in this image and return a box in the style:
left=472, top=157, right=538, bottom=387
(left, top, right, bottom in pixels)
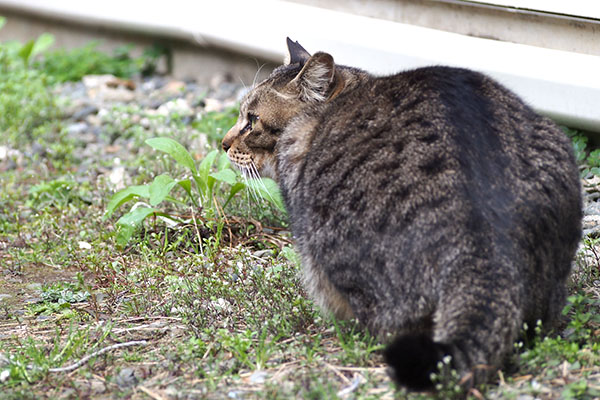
left=222, top=38, right=582, bottom=390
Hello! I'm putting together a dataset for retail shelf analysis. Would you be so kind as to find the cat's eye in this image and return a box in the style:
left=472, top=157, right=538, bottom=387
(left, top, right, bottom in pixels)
left=249, top=113, right=259, bottom=130
left=241, top=113, right=259, bottom=134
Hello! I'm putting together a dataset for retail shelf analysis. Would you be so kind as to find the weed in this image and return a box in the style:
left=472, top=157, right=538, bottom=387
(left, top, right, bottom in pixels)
left=27, top=178, right=91, bottom=209
left=562, top=294, right=600, bottom=342
left=34, top=42, right=165, bottom=83
left=26, top=278, right=90, bottom=318
left=429, top=355, right=463, bottom=399
left=104, top=137, right=284, bottom=247
left=332, top=320, right=384, bottom=365
left=0, top=324, right=101, bottom=386
left=563, top=127, right=600, bottom=176
left=0, top=59, right=57, bottom=145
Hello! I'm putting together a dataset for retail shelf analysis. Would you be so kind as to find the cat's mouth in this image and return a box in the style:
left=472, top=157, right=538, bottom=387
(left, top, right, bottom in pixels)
left=228, top=152, right=258, bottom=180
left=227, top=149, right=278, bottom=181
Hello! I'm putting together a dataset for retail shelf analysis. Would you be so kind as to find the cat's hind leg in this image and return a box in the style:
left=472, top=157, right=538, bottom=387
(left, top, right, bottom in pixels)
left=385, top=262, right=523, bottom=390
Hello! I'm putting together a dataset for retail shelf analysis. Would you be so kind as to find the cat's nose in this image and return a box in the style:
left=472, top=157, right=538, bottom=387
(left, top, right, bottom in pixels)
left=222, top=127, right=236, bottom=152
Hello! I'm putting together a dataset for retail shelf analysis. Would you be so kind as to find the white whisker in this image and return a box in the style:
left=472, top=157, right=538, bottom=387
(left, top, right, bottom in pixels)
left=248, top=163, right=263, bottom=201
left=238, top=76, right=247, bottom=91
left=239, top=166, right=252, bottom=215
left=244, top=165, right=260, bottom=203
left=250, top=162, right=278, bottom=206
left=252, top=62, right=267, bottom=88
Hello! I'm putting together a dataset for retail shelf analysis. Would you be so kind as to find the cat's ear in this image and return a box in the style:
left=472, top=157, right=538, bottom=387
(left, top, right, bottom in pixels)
left=288, top=52, right=336, bottom=102
left=285, top=37, right=311, bottom=65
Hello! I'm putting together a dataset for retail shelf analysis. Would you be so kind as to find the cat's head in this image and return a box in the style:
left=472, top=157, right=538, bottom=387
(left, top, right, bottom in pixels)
left=222, top=38, right=346, bottom=181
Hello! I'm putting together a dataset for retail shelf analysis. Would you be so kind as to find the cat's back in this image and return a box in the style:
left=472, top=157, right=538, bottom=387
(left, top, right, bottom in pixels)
left=296, top=65, right=579, bottom=227
left=287, top=65, right=581, bottom=321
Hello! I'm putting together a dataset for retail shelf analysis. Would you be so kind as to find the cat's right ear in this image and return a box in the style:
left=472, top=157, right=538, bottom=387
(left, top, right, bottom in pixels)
left=288, top=52, right=336, bottom=102
left=285, top=37, right=311, bottom=65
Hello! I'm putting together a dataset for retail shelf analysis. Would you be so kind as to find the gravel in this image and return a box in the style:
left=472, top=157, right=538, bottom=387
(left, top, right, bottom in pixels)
left=6, top=72, right=600, bottom=237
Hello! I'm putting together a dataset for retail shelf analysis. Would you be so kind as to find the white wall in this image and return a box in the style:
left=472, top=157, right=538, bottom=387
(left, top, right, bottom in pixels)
left=0, top=0, right=599, bottom=131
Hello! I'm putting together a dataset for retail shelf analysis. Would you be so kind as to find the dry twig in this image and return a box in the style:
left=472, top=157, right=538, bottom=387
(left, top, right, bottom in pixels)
left=48, top=340, right=148, bottom=373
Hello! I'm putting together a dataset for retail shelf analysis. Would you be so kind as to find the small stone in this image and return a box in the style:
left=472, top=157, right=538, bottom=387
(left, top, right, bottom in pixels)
left=515, top=396, right=534, bottom=400
left=115, top=367, right=138, bottom=388
left=108, top=158, right=127, bottom=190
left=0, top=352, right=10, bottom=367
left=145, top=76, right=167, bottom=91
left=82, top=74, right=116, bottom=89
left=60, top=389, right=77, bottom=399
left=157, top=98, right=192, bottom=116
left=0, top=146, right=22, bottom=161
left=26, top=283, right=42, bottom=292
left=78, top=132, right=97, bottom=144
left=146, top=98, right=165, bottom=109
left=31, top=142, right=46, bottom=156
left=67, top=122, right=88, bottom=136
left=164, top=386, right=179, bottom=398
left=0, top=369, right=10, bottom=383
left=249, top=370, right=268, bottom=384
left=211, top=298, right=232, bottom=312
left=93, top=292, right=106, bottom=303
left=78, top=241, right=92, bottom=250
left=140, top=117, right=151, bottom=129
left=72, top=105, right=99, bottom=121
left=86, top=114, right=101, bottom=127
left=583, top=214, right=600, bottom=236
left=90, top=379, right=106, bottom=394
left=163, top=80, right=186, bottom=94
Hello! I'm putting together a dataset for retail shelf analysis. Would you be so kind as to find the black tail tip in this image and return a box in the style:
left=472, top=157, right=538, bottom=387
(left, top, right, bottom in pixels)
left=384, top=334, right=451, bottom=391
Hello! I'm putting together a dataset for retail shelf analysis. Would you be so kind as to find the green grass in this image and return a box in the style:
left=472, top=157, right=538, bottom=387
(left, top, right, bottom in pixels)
left=1, top=27, right=599, bottom=399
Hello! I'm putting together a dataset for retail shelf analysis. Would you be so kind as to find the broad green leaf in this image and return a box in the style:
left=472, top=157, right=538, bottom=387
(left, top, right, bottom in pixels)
left=18, top=40, right=35, bottom=65
left=115, top=206, right=160, bottom=247
left=197, top=149, right=218, bottom=196
left=198, top=149, right=218, bottom=181
left=207, top=175, right=217, bottom=196
left=210, top=169, right=237, bottom=186
left=192, top=175, right=207, bottom=200
left=178, top=178, right=192, bottom=193
left=217, top=152, right=231, bottom=171
left=223, top=182, right=246, bottom=209
left=117, top=206, right=160, bottom=228
left=104, top=185, right=150, bottom=219
left=177, top=178, right=198, bottom=207
left=149, top=174, right=177, bottom=206
left=252, top=178, right=286, bottom=212
left=31, top=33, right=55, bottom=58
left=146, top=137, right=197, bottom=174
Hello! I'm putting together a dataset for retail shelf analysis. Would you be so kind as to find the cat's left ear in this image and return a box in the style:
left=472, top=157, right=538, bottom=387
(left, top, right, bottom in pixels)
left=285, top=37, right=311, bottom=65
left=289, top=52, right=336, bottom=102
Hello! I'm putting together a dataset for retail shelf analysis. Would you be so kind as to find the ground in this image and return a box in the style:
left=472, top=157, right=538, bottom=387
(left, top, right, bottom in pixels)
left=0, top=65, right=599, bottom=399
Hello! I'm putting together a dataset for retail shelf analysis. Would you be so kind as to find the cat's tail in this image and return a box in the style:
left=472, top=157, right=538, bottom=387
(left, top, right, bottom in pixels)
left=383, top=334, right=453, bottom=391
